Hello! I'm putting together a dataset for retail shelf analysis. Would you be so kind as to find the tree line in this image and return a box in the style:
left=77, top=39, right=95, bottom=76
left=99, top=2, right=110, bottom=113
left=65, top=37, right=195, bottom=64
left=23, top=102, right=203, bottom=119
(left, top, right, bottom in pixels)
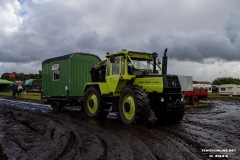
left=212, top=77, right=240, bottom=85
left=1, top=71, right=42, bottom=81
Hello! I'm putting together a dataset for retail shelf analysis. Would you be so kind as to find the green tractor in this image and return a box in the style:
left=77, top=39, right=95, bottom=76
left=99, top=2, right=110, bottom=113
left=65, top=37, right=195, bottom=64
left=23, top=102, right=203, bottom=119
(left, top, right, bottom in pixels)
left=84, top=49, right=185, bottom=124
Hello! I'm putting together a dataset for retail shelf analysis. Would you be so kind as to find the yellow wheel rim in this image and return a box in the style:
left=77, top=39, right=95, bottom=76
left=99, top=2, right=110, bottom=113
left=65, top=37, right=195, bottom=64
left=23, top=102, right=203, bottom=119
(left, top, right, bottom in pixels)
left=87, top=93, right=98, bottom=114
left=122, top=94, right=135, bottom=120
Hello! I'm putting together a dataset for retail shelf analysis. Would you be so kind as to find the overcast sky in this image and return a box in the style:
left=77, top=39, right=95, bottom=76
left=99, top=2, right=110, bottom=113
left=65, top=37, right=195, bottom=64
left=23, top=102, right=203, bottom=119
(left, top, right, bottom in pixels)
left=0, top=0, right=240, bottom=82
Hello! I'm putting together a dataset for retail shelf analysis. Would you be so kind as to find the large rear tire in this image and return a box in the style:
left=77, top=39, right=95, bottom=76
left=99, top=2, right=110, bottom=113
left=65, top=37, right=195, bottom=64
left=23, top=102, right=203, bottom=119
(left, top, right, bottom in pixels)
left=84, top=87, right=102, bottom=117
left=119, top=85, right=150, bottom=125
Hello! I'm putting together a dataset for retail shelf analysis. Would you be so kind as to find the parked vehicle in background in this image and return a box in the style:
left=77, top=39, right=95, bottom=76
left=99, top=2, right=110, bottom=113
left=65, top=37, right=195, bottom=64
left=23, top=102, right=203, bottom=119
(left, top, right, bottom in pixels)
left=219, top=84, right=240, bottom=96
left=181, top=79, right=209, bottom=105
left=212, top=85, right=219, bottom=93
left=24, top=79, right=42, bottom=92
left=182, top=88, right=208, bottom=105
left=193, top=82, right=212, bottom=94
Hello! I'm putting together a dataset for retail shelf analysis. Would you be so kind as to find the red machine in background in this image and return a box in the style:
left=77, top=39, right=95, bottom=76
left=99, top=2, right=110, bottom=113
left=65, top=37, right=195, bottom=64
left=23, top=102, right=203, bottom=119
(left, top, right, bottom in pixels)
left=182, top=88, right=208, bottom=105
left=178, top=76, right=210, bottom=106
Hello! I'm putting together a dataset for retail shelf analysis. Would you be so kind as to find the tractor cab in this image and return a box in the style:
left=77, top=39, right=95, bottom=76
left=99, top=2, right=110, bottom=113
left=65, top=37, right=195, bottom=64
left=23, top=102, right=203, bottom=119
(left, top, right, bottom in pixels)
left=106, top=50, right=162, bottom=77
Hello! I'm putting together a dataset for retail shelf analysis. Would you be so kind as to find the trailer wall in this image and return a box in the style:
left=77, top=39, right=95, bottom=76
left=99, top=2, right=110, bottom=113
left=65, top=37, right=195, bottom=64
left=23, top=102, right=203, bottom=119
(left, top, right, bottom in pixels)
left=42, top=53, right=101, bottom=98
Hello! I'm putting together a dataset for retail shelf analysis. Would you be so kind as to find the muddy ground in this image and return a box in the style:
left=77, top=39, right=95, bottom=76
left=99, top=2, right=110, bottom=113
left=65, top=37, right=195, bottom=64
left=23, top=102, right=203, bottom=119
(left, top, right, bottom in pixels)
left=0, top=97, right=239, bottom=160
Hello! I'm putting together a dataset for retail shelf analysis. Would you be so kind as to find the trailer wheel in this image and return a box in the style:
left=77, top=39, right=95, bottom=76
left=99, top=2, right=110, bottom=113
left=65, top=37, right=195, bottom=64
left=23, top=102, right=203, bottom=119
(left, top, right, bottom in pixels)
left=119, top=85, right=150, bottom=125
left=51, top=101, right=63, bottom=112
left=192, top=96, right=199, bottom=106
left=84, top=87, right=101, bottom=117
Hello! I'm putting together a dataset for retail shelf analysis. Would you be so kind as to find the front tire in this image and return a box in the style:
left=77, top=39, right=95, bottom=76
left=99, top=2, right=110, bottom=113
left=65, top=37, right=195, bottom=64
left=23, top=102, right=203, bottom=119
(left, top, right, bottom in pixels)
left=84, top=87, right=101, bottom=117
left=119, top=85, right=150, bottom=125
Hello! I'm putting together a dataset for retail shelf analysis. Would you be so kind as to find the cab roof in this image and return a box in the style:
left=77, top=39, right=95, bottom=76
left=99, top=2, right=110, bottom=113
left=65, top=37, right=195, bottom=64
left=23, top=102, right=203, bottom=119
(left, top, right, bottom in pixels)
left=106, top=50, right=155, bottom=60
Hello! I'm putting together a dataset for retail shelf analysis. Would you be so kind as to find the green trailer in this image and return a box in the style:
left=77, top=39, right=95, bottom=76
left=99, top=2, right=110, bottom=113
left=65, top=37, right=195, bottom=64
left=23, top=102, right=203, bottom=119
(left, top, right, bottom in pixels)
left=24, top=79, right=42, bottom=92
left=42, top=52, right=101, bottom=111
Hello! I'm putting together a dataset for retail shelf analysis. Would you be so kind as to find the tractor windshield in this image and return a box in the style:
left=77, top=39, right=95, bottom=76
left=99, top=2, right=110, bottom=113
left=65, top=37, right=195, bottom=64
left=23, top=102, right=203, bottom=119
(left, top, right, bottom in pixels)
left=132, top=60, right=152, bottom=70
left=127, top=59, right=161, bottom=76
left=132, top=59, right=160, bottom=71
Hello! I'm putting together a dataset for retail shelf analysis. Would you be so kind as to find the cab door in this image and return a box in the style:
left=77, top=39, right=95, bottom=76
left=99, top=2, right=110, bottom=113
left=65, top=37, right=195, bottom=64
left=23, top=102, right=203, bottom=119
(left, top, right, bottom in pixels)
left=106, top=56, right=122, bottom=94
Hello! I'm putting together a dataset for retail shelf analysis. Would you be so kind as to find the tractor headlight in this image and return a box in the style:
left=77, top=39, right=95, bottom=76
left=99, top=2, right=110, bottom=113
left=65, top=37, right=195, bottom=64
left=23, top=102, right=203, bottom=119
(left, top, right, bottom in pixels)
left=161, top=97, right=164, bottom=102
left=181, top=97, right=184, bottom=102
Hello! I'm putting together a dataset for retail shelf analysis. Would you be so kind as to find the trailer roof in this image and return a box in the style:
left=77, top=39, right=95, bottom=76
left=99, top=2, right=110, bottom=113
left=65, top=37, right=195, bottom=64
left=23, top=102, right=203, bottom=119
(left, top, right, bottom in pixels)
left=42, top=52, right=101, bottom=64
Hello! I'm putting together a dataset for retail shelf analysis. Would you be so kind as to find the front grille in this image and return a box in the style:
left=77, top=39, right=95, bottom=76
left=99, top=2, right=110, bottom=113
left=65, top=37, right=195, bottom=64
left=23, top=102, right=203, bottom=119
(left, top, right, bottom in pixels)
left=166, top=75, right=181, bottom=88
left=163, top=75, right=181, bottom=93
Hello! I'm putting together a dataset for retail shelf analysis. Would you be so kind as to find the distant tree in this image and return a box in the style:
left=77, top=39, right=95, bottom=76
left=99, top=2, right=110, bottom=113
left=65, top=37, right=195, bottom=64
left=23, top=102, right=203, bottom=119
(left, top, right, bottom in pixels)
left=212, top=77, right=240, bottom=85
left=1, top=73, right=10, bottom=80
left=1, top=71, right=42, bottom=81
left=37, top=70, right=42, bottom=79
left=16, top=73, right=26, bottom=81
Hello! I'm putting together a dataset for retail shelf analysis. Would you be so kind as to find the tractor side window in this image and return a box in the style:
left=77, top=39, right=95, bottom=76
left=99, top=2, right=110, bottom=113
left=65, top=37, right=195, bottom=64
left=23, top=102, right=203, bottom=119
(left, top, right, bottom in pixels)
left=52, top=64, right=60, bottom=81
left=121, top=57, right=125, bottom=75
left=112, top=58, right=120, bottom=75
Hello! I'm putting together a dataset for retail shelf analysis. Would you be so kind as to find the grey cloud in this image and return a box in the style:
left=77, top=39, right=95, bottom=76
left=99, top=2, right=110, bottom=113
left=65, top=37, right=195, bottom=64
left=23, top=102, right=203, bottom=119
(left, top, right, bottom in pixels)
left=164, top=30, right=240, bottom=62
left=225, top=12, right=240, bottom=43
left=1, top=0, right=240, bottom=65
left=131, top=29, right=240, bottom=63
left=77, top=31, right=100, bottom=52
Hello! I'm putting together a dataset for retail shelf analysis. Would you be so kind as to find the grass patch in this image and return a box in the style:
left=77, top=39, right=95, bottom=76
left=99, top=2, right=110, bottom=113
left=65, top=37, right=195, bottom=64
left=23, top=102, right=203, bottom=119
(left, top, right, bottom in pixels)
left=208, top=93, right=240, bottom=99
left=0, top=92, right=41, bottom=101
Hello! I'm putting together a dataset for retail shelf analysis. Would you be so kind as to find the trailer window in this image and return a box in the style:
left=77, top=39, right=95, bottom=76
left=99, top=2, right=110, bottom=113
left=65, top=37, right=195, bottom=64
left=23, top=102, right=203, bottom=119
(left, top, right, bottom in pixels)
left=53, top=70, right=60, bottom=81
left=52, top=64, right=60, bottom=81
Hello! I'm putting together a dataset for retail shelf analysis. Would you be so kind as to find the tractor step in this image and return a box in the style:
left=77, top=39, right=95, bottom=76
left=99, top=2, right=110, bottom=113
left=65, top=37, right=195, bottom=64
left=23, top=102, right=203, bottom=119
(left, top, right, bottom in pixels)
left=107, top=112, right=119, bottom=119
left=103, top=106, right=112, bottom=111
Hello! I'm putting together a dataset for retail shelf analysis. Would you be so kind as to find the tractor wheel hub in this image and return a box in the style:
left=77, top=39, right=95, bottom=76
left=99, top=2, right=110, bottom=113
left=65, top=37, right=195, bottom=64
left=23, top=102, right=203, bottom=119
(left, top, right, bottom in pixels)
left=89, top=99, right=94, bottom=108
left=124, top=102, right=131, bottom=112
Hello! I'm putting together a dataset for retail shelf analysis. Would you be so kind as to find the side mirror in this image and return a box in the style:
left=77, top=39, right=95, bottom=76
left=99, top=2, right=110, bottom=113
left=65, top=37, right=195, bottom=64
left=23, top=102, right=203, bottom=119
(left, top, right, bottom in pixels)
left=110, top=56, right=115, bottom=63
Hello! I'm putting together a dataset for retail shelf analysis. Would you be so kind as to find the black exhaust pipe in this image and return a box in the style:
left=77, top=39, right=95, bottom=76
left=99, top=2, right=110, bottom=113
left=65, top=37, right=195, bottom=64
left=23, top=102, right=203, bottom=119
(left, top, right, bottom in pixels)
left=162, top=48, right=168, bottom=75
left=152, top=52, right=158, bottom=73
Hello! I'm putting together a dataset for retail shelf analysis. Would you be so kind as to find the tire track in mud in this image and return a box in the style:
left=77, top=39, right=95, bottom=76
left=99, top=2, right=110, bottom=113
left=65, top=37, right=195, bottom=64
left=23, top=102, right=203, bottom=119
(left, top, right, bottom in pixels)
left=0, top=102, right=159, bottom=160
left=0, top=97, right=240, bottom=159
left=0, top=105, right=107, bottom=160
left=122, top=124, right=203, bottom=160
left=0, top=97, right=157, bottom=159
left=0, top=98, right=129, bottom=159
left=150, top=125, right=203, bottom=160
